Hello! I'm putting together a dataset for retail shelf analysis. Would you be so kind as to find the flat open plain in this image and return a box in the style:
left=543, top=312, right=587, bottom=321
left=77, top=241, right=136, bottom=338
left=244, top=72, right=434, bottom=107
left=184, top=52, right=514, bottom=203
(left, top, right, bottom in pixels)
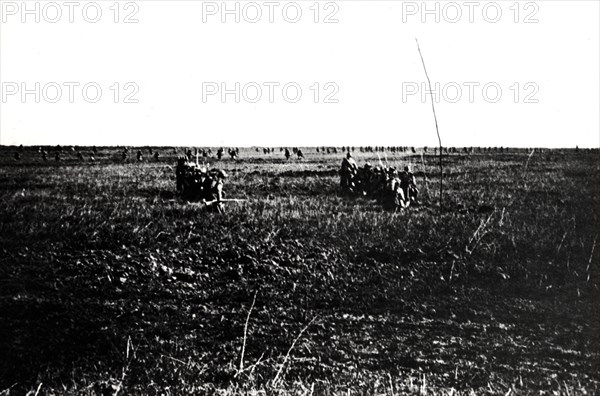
left=1, top=147, right=598, bottom=395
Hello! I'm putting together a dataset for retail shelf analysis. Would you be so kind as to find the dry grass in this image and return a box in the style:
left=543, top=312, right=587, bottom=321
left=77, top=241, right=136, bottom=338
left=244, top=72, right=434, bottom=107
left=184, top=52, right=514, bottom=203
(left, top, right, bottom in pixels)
left=0, top=147, right=599, bottom=395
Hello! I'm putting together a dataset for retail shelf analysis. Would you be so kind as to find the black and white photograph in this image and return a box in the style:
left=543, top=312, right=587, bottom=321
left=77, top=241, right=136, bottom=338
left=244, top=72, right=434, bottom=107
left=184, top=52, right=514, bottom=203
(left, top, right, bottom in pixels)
left=0, top=1, right=599, bottom=394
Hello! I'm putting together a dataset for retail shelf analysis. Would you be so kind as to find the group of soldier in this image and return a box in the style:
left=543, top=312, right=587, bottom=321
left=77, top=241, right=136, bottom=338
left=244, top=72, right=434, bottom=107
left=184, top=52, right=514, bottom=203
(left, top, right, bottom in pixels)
left=11, top=145, right=165, bottom=163
left=284, top=148, right=304, bottom=160
left=340, top=152, right=420, bottom=210
left=13, top=146, right=569, bottom=164
left=12, top=145, right=97, bottom=162
left=175, top=157, right=228, bottom=213
left=122, top=147, right=161, bottom=162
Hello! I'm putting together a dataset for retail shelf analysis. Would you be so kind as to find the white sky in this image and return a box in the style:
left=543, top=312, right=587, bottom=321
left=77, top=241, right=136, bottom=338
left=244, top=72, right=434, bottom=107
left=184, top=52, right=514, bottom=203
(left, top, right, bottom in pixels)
left=0, top=0, right=598, bottom=147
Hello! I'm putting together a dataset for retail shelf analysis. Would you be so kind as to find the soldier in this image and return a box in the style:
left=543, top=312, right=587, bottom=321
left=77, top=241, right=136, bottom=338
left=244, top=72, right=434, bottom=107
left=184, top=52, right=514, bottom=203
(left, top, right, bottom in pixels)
left=217, top=148, right=224, bottom=160
left=184, top=165, right=205, bottom=200
left=381, top=168, right=406, bottom=211
left=356, top=162, right=373, bottom=195
left=399, top=165, right=419, bottom=206
left=137, top=150, right=144, bottom=162
left=369, top=166, right=387, bottom=199
left=204, top=170, right=227, bottom=213
left=176, top=157, right=187, bottom=192
left=284, top=148, right=291, bottom=160
left=297, top=149, right=304, bottom=159
left=339, top=152, right=358, bottom=192
left=153, top=151, right=160, bottom=161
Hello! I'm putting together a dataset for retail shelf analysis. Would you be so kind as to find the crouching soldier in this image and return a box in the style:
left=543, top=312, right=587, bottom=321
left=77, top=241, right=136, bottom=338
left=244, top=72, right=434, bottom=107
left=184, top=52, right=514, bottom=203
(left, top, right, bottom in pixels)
left=356, top=162, right=373, bottom=196
left=399, top=166, right=419, bottom=206
left=339, top=152, right=358, bottom=193
left=203, top=170, right=227, bottom=213
left=381, top=169, right=407, bottom=211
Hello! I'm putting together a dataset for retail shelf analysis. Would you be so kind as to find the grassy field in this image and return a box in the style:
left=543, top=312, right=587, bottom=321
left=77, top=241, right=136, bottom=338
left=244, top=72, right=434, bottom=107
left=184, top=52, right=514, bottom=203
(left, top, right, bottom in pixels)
left=0, top=146, right=598, bottom=395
